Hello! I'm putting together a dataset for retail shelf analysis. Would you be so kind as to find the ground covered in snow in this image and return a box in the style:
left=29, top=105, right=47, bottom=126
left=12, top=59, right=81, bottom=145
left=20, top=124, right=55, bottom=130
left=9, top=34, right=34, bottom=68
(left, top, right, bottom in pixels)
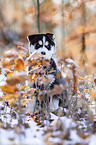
left=0, top=51, right=96, bottom=145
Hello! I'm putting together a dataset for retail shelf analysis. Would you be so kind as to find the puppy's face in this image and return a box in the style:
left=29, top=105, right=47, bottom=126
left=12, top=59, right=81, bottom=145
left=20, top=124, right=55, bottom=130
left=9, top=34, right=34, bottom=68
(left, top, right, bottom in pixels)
left=27, top=33, right=55, bottom=59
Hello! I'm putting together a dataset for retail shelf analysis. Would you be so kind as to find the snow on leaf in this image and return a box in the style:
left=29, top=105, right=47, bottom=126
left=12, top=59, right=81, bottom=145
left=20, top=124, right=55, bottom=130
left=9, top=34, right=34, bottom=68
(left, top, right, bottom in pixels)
left=17, top=45, right=29, bottom=53
left=65, top=58, right=79, bottom=68
left=4, top=49, right=18, bottom=58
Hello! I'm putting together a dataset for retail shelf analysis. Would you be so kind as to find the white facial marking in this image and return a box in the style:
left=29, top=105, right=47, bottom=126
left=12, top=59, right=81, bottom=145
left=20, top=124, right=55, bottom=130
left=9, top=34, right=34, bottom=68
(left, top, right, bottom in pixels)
left=45, top=41, right=49, bottom=46
left=38, top=40, right=42, bottom=45
left=43, top=36, right=46, bottom=43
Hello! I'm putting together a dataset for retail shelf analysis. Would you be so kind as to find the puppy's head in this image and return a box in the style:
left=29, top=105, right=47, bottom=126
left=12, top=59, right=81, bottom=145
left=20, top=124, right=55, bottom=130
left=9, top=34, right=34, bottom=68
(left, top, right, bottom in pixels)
left=27, top=33, right=55, bottom=59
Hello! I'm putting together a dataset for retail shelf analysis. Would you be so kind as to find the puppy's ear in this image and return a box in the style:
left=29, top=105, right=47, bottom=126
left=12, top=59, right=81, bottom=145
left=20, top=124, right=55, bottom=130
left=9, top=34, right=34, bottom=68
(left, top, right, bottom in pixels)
left=46, top=33, right=55, bottom=45
left=27, top=34, right=38, bottom=45
left=46, top=33, right=53, bottom=39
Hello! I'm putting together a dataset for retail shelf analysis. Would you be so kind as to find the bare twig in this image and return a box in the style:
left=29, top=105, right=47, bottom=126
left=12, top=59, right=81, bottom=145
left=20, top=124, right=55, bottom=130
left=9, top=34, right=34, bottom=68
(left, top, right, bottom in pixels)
left=37, top=0, right=40, bottom=33
left=81, top=2, right=86, bottom=52
left=61, top=0, right=65, bottom=54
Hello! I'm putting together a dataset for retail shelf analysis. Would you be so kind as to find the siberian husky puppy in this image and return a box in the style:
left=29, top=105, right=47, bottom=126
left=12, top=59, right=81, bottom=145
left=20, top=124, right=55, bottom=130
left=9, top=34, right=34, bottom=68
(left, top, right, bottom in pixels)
left=27, top=33, right=67, bottom=112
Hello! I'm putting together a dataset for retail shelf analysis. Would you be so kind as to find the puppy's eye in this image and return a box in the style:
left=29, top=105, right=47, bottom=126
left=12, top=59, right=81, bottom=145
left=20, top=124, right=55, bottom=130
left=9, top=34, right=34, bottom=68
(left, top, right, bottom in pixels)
left=36, top=44, right=40, bottom=47
left=46, top=45, right=50, bottom=50
left=35, top=44, right=40, bottom=49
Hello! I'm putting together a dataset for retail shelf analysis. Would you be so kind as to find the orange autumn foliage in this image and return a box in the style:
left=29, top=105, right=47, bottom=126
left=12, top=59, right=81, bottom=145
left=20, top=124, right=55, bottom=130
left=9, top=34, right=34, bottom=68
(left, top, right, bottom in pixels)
left=15, top=58, right=24, bottom=71
left=0, top=84, right=18, bottom=94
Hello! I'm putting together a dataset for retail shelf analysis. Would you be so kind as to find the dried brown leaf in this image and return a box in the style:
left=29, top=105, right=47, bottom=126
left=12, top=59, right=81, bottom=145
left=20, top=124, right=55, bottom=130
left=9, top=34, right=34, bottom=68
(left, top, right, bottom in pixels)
left=26, top=112, right=31, bottom=116
left=42, top=59, right=50, bottom=67
left=78, top=130, right=90, bottom=139
left=90, top=89, right=96, bottom=101
left=15, top=58, right=24, bottom=71
left=6, top=77, right=19, bottom=85
left=15, top=127, right=21, bottom=134
left=6, top=74, right=28, bottom=85
left=9, top=98, right=14, bottom=106
left=6, top=71, right=13, bottom=78
left=48, top=85, right=67, bottom=96
left=17, top=74, right=29, bottom=83
left=4, top=94, right=13, bottom=100
left=0, top=84, right=18, bottom=94
left=23, top=123, right=30, bottom=128
left=0, top=96, right=3, bottom=101
left=94, top=79, right=96, bottom=85
left=56, top=72, right=61, bottom=79
left=9, top=137, right=15, bottom=141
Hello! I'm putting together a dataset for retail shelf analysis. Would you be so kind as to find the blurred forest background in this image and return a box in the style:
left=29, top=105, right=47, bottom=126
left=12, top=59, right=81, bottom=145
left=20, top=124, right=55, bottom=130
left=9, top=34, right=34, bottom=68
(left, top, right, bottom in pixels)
left=0, top=0, right=96, bottom=75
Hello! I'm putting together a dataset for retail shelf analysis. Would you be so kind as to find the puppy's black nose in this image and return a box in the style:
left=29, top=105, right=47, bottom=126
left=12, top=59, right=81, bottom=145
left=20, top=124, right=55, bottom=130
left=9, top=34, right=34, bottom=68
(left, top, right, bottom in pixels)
left=41, top=51, right=46, bottom=55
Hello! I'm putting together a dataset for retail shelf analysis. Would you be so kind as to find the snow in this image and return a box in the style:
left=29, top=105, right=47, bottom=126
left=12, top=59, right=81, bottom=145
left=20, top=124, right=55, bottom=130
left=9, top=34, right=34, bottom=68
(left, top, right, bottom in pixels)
left=1, top=72, right=96, bottom=145
left=70, top=130, right=83, bottom=143
left=0, top=74, right=6, bottom=86
left=48, top=137, right=61, bottom=144
left=0, top=73, right=43, bottom=145
left=88, top=135, right=96, bottom=145
left=1, top=109, right=96, bottom=145
left=0, top=116, right=45, bottom=145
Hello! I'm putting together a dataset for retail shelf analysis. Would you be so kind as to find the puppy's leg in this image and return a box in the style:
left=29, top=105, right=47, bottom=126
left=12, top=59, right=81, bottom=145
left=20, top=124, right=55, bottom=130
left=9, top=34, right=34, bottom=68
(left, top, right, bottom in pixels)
left=49, top=95, right=59, bottom=112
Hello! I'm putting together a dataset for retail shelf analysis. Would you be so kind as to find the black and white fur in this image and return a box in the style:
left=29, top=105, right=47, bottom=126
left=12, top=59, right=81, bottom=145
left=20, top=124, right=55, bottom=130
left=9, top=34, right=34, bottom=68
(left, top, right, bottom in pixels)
left=28, top=33, right=55, bottom=59
left=27, top=33, right=67, bottom=112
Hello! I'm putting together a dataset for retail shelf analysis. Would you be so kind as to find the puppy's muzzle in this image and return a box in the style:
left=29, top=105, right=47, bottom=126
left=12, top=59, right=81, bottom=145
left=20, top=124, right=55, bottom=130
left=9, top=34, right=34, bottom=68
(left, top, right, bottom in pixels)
left=41, top=51, right=46, bottom=55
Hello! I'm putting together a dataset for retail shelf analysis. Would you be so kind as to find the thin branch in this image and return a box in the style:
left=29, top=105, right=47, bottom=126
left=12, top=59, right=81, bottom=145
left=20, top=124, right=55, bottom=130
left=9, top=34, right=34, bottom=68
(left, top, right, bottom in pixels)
left=81, top=2, right=86, bottom=52
left=61, top=0, right=65, bottom=53
left=37, top=0, right=40, bottom=33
